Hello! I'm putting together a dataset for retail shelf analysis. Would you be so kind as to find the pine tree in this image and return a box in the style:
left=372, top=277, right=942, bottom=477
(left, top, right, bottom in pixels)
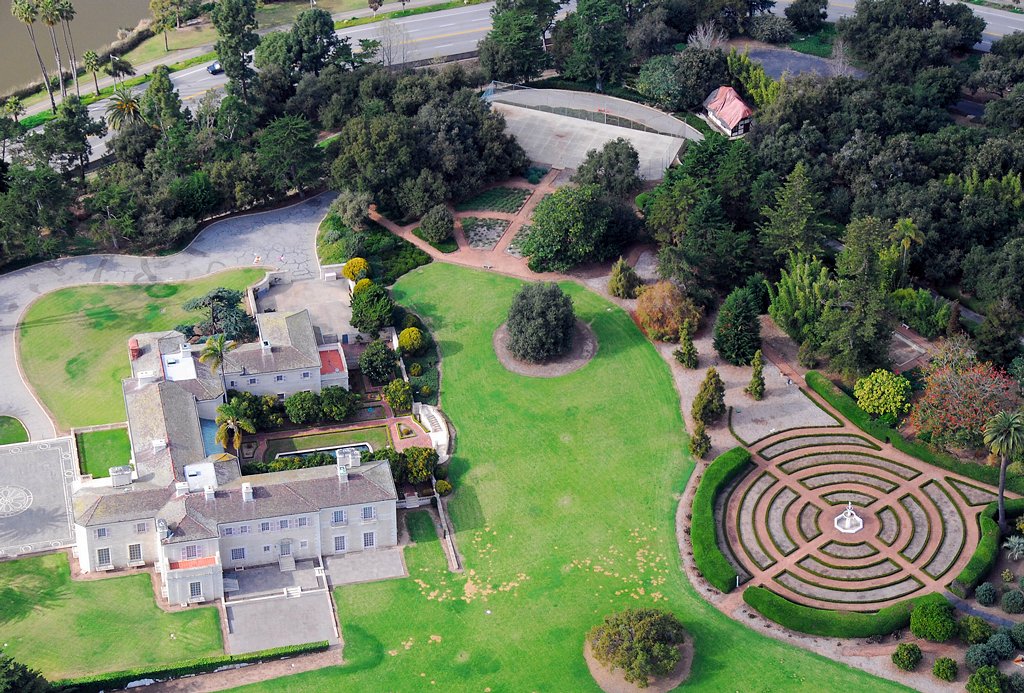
left=691, top=367, right=726, bottom=424
left=947, top=300, right=962, bottom=336
left=673, top=321, right=698, bottom=368
left=689, top=420, right=711, bottom=458
left=746, top=349, right=765, bottom=400
left=0, top=649, right=50, bottom=692
left=608, top=256, right=641, bottom=298
left=713, top=287, right=762, bottom=366
left=759, top=162, right=825, bottom=259
left=975, top=297, right=1023, bottom=367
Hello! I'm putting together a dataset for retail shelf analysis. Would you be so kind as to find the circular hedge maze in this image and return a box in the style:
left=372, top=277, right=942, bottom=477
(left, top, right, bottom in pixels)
left=723, top=430, right=995, bottom=610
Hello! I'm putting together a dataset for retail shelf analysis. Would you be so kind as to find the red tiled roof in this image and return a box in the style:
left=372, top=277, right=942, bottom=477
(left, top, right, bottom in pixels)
left=703, top=86, right=753, bottom=130
left=319, top=348, right=346, bottom=376
left=168, top=555, right=218, bottom=571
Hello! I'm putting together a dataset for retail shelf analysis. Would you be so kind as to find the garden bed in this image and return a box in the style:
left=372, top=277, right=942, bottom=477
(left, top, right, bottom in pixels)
left=454, top=187, right=531, bottom=213
left=413, top=227, right=459, bottom=253
left=316, top=214, right=431, bottom=284
left=461, top=217, right=511, bottom=250
left=506, top=226, right=531, bottom=258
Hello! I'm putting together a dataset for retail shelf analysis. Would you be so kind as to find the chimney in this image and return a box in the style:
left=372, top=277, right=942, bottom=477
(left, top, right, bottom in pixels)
left=157, top=518, right=170, bottom=538
left=261, top=339, right=272, bottom=355
left=242, top=483, right=254, bottom=502
left=204, top=485, right=215, bottom=502
left=337, top=464, right=348, bottom=483
left=128, top=338, right=141, bottom=360
left=151, top=438, right=167, bottom=453
left=180, top=343, right=193, bottom=359
left=175, top=481, right=189, bottom=497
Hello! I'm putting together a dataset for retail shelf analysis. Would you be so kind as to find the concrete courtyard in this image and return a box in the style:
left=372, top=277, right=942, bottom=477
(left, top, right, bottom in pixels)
left=257, top=279, right=354, bottom=345
left=0, top=437, right=76, bottom=556
left=225, top=590, right=340, bottom=654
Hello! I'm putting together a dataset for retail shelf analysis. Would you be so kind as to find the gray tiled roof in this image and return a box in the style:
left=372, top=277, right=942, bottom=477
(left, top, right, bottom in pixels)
left=223, top=311, right=320, bottom=375
left=74, top=486, right=174, bottom=526
left=123, top=379, right=207, bottom=487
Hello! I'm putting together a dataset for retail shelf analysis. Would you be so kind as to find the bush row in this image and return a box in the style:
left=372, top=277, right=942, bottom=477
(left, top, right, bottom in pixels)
left=55, top=641, right=329, bottom=692
left=692, top=447, right=753, bottom=593
left=804, top=371, right=1024, bottom=495
left=743, top=588, right=949, bottom=638
left=950, top=498, right=1024, bottom=597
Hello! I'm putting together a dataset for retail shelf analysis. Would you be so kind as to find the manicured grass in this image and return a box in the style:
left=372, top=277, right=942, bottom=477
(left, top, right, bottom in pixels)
left=76, top=428, right=131, bottom=479
left=0, top=416, right=28, bottom=445
left=413, top=227, right=459, bottom=253
left=236, top=264, right=906, bottom=692
left=18, top=269, right=264, bottom=429
left=262, top=425, right=391, bottom=462
left=0, top=553, right=223, bottom=680
left=454, top=187, right=531, bottom=213
left=790, top=23, right=837, bottom=58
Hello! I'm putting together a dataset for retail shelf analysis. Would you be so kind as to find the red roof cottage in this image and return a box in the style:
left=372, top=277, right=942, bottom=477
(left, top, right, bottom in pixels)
left=703, top=86, right=754, bottom=138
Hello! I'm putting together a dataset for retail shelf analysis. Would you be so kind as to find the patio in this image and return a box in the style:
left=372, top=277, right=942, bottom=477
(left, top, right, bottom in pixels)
left=256, top=280, right=353, bottom=345
left=224, top=559, right=325, bottom=600
left=324, top=548, right=407, bottom=587
left=225, top=590, right=339, bottom=654
left=0, top=437, right=77, bottom=557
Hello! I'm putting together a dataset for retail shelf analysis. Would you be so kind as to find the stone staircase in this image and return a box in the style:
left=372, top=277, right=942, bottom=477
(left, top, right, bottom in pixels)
left=279, top=555, right=296, bottom=572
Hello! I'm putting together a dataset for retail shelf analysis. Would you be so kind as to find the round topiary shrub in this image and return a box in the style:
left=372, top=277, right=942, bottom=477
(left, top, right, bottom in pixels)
left=968, top=666, right=1008, bottom=693
left=933, top=657, right=958, bottom=682
left=398, top=327, right=425, bottom=355
left=966, top=643, right=998, bottom=671
left=358, top=340, right=398, bottom=385
left=506, top=282, right=575, bottom=363
left=418, top=204, right=454, bottom=244
left=891, top=643, right=922, bottom=671
left=353, top=277, right=374, bottom=296
left=433, top=463, right=449, bottom=481
left=989, top=630, right=1015, bottom=660
left=342, top=256, right=370, bottom=281
left=435, top=479, right=452, bottom=496
left=1008, top=672, right=1024, bottom=693
left=976, top=582, right=998, bottom=607
left=588, top=609, right=687, bottom=687
left=419, top=385, right=433, bottom=397
left=910, top=599, right=956, bottom=642
left=960, top=615, right=995, bottom=645
left=402, top=313, right=422, bottom=330
left=408, top=362, right=423, bottom=377
left=1003, top=590, right=1024, bottom=614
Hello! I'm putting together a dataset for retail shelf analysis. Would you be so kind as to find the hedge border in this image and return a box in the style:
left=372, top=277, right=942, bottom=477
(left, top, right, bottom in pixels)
left=878, top=505, right=901, bottom=546
left=797, top=504, right=822, bottom=541
left=736, top=470, right=781, bottom=572
left=899, top=493, right=930, bottom=562
left=796, top=554, right=901, bottom=582
left=821, top=490, right=876, bottom=507
left=765, top=484, right=800, bottom=557
left=55, top=640, right=330, bottom=692
left=743, top=587, right=949, bottom=638
left=821, top=540, right=879, bottom=560
left=775, top=569, right=924, bottom=603
left=949, top=498, right=1024, bottom=597
left=799, top=469, right=898, bottom=495
left=920, top=481, right=966, bottom=580
left=692, top=447, right=753, bottom=593
left=778, top=450, right=921, bottom=481
left=760, top=432, right=880, bottom=459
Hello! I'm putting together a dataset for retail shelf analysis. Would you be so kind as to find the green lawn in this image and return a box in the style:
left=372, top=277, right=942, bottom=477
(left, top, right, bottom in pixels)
left=262, top=425, right=391, bottom=462
left=236, top=264, right=906, bottom=692
left=0, top=553, right=222, bottom=680
left=0, top=416, right=28, bottom=445
left=790, top=23, right=837, bottom=58
left=18, top=269, right=264, bottom=430
left=76, top=428, right=132, bottom=478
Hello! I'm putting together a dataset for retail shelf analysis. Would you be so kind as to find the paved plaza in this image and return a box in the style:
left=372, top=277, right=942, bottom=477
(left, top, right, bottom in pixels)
left=324, top=547, right=407, bottom=586
left=0, top=437, right=76, bottom=557
left=257, top=280, right=354, bottom=345
left=225, top=591, right=339, bottom=654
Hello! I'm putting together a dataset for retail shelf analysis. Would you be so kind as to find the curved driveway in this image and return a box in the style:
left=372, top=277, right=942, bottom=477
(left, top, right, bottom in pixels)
left=0, top=192, right=335, bottom=441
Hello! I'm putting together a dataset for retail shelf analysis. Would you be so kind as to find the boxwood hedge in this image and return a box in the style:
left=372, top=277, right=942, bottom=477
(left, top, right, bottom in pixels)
left=55, top=640, right=330, bottom=692
left=950, top=498, right=1024, bottom=598
left=692, top=447, right=753, bottom=593
left=743, top=587, right=950, bottom=638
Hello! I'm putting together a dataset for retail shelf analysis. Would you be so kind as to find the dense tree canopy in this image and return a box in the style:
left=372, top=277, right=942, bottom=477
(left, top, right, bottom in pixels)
left=506, top=282, right=576, bottom=363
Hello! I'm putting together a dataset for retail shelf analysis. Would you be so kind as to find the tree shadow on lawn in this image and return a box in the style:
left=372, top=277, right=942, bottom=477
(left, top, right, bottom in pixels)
left=0, top=549, right=70, bottom=624
left=446, top=475, right=485, bottom=533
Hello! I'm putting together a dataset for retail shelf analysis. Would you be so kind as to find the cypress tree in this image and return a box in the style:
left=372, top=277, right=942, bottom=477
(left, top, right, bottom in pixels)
left=608, top=256, right=641, bottom=298
left=713, top=287, right=761, bottom=366
left=745, top=349, right=765, bottom=400
left=689, top=420, right=711, bottom=458
left=691, top=367, right=726, bottom=424
left=759, top=161, right=825, bottom=258
left=673, top=320, right=698, bottom=368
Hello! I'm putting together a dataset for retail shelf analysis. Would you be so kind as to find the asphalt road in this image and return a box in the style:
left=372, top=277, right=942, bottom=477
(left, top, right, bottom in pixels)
left=34, top=0, right=1024, bottom=162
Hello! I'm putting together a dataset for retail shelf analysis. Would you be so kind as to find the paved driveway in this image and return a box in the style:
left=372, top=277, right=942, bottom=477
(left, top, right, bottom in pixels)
left=0, top=192, right=335, bottom=441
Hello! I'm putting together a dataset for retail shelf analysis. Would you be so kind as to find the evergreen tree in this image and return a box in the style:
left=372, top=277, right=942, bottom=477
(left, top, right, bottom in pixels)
left=673, top=321, right=699, bottom=368
left=691, top=367, right=726, bottom=424
left=759, top=161, right=826, bottom=259
left=746, top=349, right=766, bottom=400
left=608, top=256, right=641, bottom=298
left=976, top=298, right=1023, bottom=367
left=562, top=0, right=629, bottom=91
left=0, top=650, right=50, bottom=692
left=212, top=0, right=260, bottom=103
left=947, top=300, right=963, bottom=336
left=689, top=419, right=711, bottom=458
left=767, top=252, right=836, bottom=347
left=713, top=287, right=762, bottom=365
left=478, top=8, right=548, bottom=83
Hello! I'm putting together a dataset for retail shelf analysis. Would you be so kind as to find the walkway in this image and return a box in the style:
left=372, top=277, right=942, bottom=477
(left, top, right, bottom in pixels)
left=1, top=192, right=334, bottom=440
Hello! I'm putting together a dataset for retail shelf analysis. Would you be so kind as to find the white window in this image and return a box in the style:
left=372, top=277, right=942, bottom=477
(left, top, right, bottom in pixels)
left=135, top=522, right=148, bottom=534
left=95, top=527, right=109, bottom=538
left=298, top=517, right=308, bottom=528
left=277, top=393, right=286, bottom=402
left=231, top=548, right=245, bottom=561
left=361, top=506, right=375, bottom=522
left=239, top=525, right=251, bottom=534
left=263, top=545, right=271, bottom=553
left=183, top=545, right=204, bottom=559
left=363, top=531, right=375, bottom=549
left=279, top=519, right=289, bottom=530
left=302, top=371, right=311, bottom=379
left=260, top=521, right=271, bottom=532
left=275, top=374, right=285, bottom=382
left=332, top=510, right=346, bottom=525
left=128, top=543, right=143, bottom=562
left=334, top=536, right=346, bottom=552
left=229, top=380, right=236, bottom=387
left=221, top=527, right=234, bottom=536
left=249, top=377, right=258, bottom=385
left=97, top=547, right=111, bottom=566
left=189, top=581, right=202, bottom=599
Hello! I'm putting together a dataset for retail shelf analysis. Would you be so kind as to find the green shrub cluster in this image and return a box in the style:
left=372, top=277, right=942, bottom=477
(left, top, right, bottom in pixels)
left=976, top=582, right=997, bottom=606
left=691, top=448, right=752, bottom=592
left=743, top=588, right=949, bottom=638
left=966, top=643, right=998, bottom=671
left=959, top=615, right=995, bottom=645
left=933, top=657, right=958, bottom=681
left=1003, top=590, right=1024, bottom=614
left=909, top=599, right=955, bottom=642
left=951, top=498, right=1024, bottom=598
left=968, top=666, right=1007, bottom=693
left=243, top=451, right=335, bottom=475
left=891, top=642, right=922, bottom=671
left=55, top=641, right=329, bottom=692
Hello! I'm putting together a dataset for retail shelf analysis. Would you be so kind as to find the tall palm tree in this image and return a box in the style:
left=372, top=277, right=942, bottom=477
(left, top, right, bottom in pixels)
left=82, top=49, right=100, bottom=95
left=11, top=0, right=57, bottom=111
left=198, top=333, right=236, bottom=375
left=890, top=217, right=923, bottom=287
left=215, top=399, right=255, bottom=456
left=984, top=410, right=1024, bottom=532
left=105, top=86, right=142, bottom=130
left=57, top=0, right=79, bottom=97
left=104, top=55, right=135, bottom=86
left=37, top=0, right=66, bottom=99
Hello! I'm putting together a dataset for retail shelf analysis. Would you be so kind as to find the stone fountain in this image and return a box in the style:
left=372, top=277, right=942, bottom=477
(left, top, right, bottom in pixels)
left=834, top=502, right=864, bottom=534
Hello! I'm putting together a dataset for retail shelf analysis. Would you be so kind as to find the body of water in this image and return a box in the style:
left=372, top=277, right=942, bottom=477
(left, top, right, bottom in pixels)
left=1, top=0, right=150, bottom=94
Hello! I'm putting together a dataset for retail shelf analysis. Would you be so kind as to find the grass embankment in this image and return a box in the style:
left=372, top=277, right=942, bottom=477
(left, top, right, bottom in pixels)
left=76, top=428, right=132, bottom=478
left=262, top=425, right=391, bottom=462
left=236, top=263, right=904, bottom=692
left=18, top=269, right=264, bottom=429
left=0, top=553, right=222, bottom=680
left=0, top=416, right=28, bottom=444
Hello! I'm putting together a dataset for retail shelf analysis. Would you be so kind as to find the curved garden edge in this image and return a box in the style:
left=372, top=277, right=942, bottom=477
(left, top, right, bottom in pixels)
left=583, top=640, right=692, bottom=693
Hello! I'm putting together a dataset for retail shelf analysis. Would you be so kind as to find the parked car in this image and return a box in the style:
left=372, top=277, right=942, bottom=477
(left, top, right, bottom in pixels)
left=207, top=61, right=223, bottom=75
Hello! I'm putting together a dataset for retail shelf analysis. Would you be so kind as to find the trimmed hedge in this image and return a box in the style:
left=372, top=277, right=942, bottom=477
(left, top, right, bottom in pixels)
left=743, top=587, right=950, bottom=638
left=692, top=447, right=753, bottom=593
left=55, top=641, right=329, bottom=692
left=950, top=498, right=1024, bottom=598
